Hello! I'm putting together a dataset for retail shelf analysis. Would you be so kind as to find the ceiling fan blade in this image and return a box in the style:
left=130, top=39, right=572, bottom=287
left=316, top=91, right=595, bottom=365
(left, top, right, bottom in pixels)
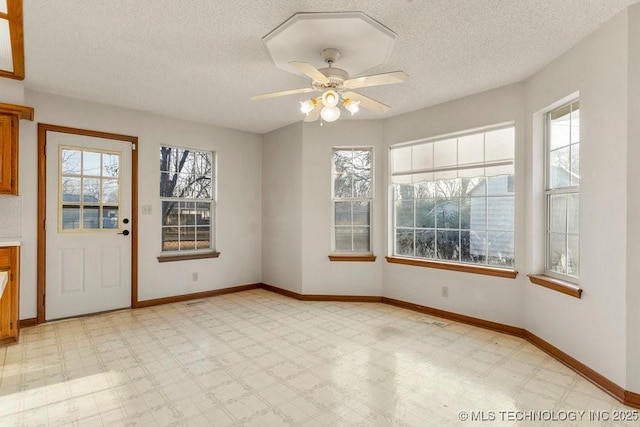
left=343, top=71, right=409, bottom=90
left=304, top=104, right=321, bottom=122
left=342, top=91, right=391, bottom=114
left=250, top=87, right=315, bottom=101
left=289, top=61, right=330, bottom=84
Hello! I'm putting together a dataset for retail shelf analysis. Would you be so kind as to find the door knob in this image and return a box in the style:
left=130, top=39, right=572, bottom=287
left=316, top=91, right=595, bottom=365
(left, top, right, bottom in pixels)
left=118, top=230, right=130, bottom=236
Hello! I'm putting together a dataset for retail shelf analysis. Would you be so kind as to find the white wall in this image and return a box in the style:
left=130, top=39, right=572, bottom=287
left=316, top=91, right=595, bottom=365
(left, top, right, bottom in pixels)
left=261, top=123, right=303, bottom=293
left=19, top=90, right=262, bottom=317
left=626, top=3, right=640, bottom=392
left=0, top=78, right=24, bottom=104
left=300, top=120, right=383, bottom=296
left=381, top=83, right=527, bottom=327
left=524, top=10, right=629, bottom=386
left=1, top=0, right=637, bottom=395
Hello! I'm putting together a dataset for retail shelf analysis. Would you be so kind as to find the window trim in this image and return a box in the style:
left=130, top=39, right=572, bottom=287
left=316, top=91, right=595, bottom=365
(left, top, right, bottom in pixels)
left=528, top=274, right=582, bottom=298
left=388, top=123, right=516, bottom=272
left=330, top=146, right=374, bottom=258
left=159, top=145, right=216, bottom=255
left=0, top=0, right=25, bottom=80
left=157, top=250, right=220, bottom=263
left=386, top=256, right=518, bottom=278
left=543, top=99, right=580, bottom=283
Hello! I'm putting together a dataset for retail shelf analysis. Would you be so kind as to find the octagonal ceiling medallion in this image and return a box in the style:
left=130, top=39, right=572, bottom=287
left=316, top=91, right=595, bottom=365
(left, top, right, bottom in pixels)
left=263, top=12, right=397, bottom=78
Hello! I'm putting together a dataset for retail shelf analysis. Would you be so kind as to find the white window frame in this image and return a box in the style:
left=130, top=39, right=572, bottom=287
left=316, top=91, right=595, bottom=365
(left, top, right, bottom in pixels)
left=544, top=99, right=580, bottom=280
left=331, top=147, right=374, bottom=255
left=389, top=123, right=516, bottom=270
left=159, top=145, right=216, bottom=253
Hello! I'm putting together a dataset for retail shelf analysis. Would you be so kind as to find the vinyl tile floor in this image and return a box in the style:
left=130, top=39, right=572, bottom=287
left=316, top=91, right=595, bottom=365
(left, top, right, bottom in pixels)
left=0, top=289, right=637, bottom=426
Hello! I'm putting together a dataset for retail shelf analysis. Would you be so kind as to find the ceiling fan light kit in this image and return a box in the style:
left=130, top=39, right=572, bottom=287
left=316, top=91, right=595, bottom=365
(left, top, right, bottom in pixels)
left=252, top=12, right=408, bottom=124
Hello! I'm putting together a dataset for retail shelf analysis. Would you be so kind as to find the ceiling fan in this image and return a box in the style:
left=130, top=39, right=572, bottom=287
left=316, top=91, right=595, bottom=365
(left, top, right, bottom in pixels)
left=251, top=48, right=409, bottom=122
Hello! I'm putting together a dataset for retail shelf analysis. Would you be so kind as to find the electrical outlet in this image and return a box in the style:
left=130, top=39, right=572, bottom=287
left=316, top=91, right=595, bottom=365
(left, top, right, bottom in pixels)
left=441, top=286, right=449, bottom=297
left=192, top=272, right=198, bottom=282
left=141, top=205, right=152, bottom=215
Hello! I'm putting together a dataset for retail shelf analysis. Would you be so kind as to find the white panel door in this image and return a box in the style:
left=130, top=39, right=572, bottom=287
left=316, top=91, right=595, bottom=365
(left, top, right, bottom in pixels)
left=46, top=132, right=132, bottom=320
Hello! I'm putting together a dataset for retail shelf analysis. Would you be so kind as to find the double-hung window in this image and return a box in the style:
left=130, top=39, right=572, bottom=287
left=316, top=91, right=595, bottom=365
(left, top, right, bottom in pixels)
left=390, top=125, right=515, bottom=269
left=159, top=146, right=215, bottom=252
left=332, top=148, right=373, bottom=254
left=545, top=100, right=579, bottom=278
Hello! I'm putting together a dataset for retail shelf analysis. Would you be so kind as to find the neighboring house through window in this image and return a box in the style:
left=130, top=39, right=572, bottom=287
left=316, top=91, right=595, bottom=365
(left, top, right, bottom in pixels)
left=60, top=147, right=121, bottom=231
left=390, top=125, right=515, bottom=269
left=546, top=100, right=580, bottom=278
left=160, top=146, right=214, bottom=252
left=332, top=148, right=373, bottom=254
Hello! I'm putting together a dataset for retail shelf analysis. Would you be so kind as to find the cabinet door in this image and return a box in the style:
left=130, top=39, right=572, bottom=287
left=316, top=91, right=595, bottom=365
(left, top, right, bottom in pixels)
left=0, top=269, right=14, bottom=341
left=0, top=247, right=18, bottom=345
left=0, top=113, right=18, bottom=194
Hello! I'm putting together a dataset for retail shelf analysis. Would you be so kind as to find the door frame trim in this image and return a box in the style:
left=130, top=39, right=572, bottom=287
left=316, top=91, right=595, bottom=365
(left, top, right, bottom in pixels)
left=37, top=123, right=139, bottom=323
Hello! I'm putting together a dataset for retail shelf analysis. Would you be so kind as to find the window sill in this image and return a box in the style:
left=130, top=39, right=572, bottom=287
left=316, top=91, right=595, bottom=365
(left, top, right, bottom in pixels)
left=528, top=274, right=582, bottom=299
left=385, top=256, right=518, bottom=279
left=157, top=251, right=220, bottom=263
left=328, top=255, right=377, bottom=262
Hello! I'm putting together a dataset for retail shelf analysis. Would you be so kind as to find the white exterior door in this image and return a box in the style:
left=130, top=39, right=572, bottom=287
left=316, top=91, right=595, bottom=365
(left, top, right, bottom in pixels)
left=45, top=132, right=132, bottom=320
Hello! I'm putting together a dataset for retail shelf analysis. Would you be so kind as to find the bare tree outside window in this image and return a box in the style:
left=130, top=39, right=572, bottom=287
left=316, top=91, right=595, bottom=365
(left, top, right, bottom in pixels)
left=333, top=149, right=373, bottom=253
left=160, top=146, right=214, bottom=251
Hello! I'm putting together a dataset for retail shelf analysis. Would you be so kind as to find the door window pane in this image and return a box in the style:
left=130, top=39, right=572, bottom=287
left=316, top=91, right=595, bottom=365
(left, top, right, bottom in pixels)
left=102, top=206, right=119, bottom=229
left=59, top=147, right=121, bottom=232
left=61, top=149, right=81, bottom=175
left=83, top=151, right=102, bottom=176
left=83, top=206, right=100, bottom=229
left=103, top=154, right=120, bottom=177
left=62, top=177, right=81, bottom=202
left=61, top=206, right=80, bottom=230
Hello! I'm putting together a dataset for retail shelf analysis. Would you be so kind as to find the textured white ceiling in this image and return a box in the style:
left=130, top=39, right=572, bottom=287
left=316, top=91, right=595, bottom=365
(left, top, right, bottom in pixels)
left=23, top=0, right=637, bottom=134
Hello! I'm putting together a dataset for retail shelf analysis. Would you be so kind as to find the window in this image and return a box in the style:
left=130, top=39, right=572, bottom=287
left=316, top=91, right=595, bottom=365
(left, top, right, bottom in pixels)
left=390, top=125, right=515, bottom=269
left=332, top=148, right=372, bottom=253
left=545, top=100, right=579, bottom=278
left=0, top=0, right=25, bottom=80
left=160, top=146, right=214, bottom=252
left=59, top=147, right=121, bottom=231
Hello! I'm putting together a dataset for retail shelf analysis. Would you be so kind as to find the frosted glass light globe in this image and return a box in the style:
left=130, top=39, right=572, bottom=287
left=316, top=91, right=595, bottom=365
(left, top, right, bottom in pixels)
left=321, top=105, right=341, bottom=122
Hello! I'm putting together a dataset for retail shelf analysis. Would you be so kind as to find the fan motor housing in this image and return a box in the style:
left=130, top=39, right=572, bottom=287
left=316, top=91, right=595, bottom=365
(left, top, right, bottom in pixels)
left=313, top=67, right=349, bottom=90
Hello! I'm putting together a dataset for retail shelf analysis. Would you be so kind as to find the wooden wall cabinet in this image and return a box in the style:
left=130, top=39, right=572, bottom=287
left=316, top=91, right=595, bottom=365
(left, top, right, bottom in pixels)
left=0, top=102, right=34, bottom=195
left=0, top=246, right=20, bottom=345
left=0, top=113, right=19, bottom=194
